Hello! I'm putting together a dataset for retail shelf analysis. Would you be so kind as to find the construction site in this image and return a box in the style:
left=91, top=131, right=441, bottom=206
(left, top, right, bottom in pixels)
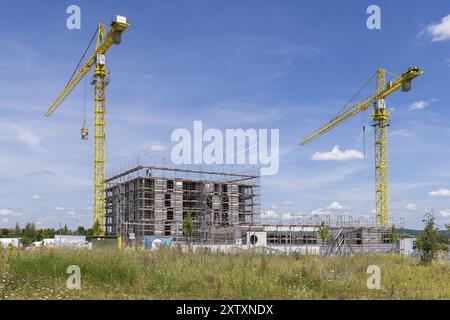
left=3, top=2, right=450, bottom=305
left=99, top=159, right=412, bottom=256
left=35, top=15, right=428, bottom=257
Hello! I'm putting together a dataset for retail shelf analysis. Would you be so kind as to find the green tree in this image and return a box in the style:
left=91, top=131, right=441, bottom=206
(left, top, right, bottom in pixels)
left=183, top=210, right=193, bottom=244
left=39, top=228, right=54, bottom=240
left=62, top=224, right=70, bottom=235
left=389, top=225, right=399, bottom=243
left=92, top=219, right=101, bottom=236
left=416, top=212, right=449, bottom=263
left=22, top=222, right=37, bottom=246
left=389, top=225, right=400, bottom=253
left=14, top=222, right=21, bottom=237
left=0, top=228, right=10, bottom=238
left=76, top=226, right=86, bottom=235
left=318, top=221, right=330, bottom=245
left=86, top=228, right=94, bottom=237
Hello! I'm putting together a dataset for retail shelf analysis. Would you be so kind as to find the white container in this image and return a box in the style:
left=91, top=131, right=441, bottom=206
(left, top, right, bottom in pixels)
left=0, top=238, right=20, bottom=248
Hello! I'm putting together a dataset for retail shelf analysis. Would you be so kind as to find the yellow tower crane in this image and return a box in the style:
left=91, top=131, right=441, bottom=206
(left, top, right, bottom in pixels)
left=300, top=67, right=422, bottom=228
left=44, top=16, right=129, bottom=236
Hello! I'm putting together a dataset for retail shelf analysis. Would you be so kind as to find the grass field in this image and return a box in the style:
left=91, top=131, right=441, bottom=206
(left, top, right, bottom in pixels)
left=0, top=247, right=449, bottom=300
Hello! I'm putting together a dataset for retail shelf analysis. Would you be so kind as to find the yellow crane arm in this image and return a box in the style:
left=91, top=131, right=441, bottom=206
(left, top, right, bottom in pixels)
left=300, top=67, right=423, bottom=145
left=44, top=55, right=95, bottom=117
left=44, top=17, right=129, bottom=117
left=300, top=95, right=375, bottom=145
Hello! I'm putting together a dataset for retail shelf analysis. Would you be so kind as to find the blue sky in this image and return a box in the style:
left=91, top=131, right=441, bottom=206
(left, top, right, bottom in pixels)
left=1, top=0, right=450, bottom=229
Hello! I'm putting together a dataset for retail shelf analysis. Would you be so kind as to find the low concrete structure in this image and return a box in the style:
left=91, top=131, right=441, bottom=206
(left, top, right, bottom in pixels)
left=398, top=238, right=418, bottom=256
left=0, top=238, right=21, bottom=248
left=43, top=238, right=55, bottom=247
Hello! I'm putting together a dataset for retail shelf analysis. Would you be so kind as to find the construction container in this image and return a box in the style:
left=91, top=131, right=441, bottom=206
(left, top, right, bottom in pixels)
left=88, top=236, right=119, bottom=249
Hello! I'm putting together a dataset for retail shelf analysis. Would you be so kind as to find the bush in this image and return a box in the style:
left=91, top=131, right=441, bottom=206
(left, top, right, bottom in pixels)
left=416, top=212, right=449, bottom=263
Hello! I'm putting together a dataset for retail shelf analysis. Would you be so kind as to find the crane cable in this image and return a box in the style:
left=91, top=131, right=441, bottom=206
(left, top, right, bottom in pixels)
left=363, top=108, right=366, bottom=160
left=65, top=28, right=98, bottom=87
left=333, top=71, right=377, bottom=119
left=64, top=27, right=98, bottom=137
left=331, top=71, right=377, bottom=160
left=83, top=76, right=87, bottom=127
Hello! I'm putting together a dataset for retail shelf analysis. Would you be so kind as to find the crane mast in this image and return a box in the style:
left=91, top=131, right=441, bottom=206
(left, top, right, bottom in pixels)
left=45, top=16, right=129, bottom=236
left=373, top=69, right=389, bottom=227
left=93, top=23, right=108, bottom=236
left=300, top=67, right=422, bottom=228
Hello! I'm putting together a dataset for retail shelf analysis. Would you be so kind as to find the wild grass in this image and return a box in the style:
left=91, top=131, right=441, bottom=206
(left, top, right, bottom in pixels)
left=0, top=247, right=448, bottom=300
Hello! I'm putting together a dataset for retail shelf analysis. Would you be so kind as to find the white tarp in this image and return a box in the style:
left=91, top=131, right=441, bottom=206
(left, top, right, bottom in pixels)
left=54, top=235, right=87, bottom=248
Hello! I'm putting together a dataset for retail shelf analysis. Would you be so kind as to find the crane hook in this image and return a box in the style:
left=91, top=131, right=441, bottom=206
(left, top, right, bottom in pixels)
left=81, top=127, right=89, bottom=140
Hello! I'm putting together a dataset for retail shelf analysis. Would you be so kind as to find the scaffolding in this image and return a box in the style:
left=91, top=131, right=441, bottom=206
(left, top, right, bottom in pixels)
left=253, top=212, right=406, bottom=255
left=104, top=158, right=406, bottom=254
left=105, top=162, right=260, bottom=246
left=257, top=212, right=405, bottom=229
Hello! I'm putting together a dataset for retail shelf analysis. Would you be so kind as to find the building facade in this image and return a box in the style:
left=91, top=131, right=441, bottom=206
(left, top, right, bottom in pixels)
left=105, top=165, right=260, bottom=245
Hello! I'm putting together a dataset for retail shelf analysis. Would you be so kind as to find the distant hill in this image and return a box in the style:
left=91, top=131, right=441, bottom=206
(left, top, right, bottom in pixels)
left=403, top=229, right=450, bottom=238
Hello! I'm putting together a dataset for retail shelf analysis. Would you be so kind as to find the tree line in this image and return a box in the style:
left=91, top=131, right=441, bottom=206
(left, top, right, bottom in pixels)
left=0, top=222, right=95, bottom=246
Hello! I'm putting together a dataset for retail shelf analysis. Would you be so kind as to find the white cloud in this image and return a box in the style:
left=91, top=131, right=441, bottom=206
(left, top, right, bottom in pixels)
left=0, top=123, right=42, bottom=150
left=282, top=200, right=293, bottom=205
left=312, top=145, right=364, bottom=161
left=311, top=202, right=349, bottom=215
left=406, top=203, right=417, bottom=211
left=1, top=218, right=9, bottom=224
left=0, top=208, right=21, bottom=217
left=16, top=127, right=41, bottom=147
left=67, top=208, right=76, bottom=216
left=429, top=188, right=450, bottom=197
left=281, top=212, right=296, bottom=220
left=3, top=124, right=41, bottom=147
left=55, top=206, right=64, bottom=211
left=326, top=201, right=347, bottom=210
left=424, top=14, right=450, bottom=42
left=311, top=208, right=329, bottom=215
left=262, top=210, right=296, bottom=221
left=439, top=209, right=450, bottom=217
left=263, top=210, right=278, bottom=218
left=409, top=100, right=429, bottom=110
left=150, top=143, right=168, bottom=152
left=31, top=194, right=40, bottom=200
left=391, top=129, right=413, bottom=137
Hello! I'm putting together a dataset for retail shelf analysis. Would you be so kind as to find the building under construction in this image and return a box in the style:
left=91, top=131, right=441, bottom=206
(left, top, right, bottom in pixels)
left=105, top=163, right=260, bottom=245
left=238, top=214, right=407, bottom=256
left=105, top=162, right=411, bottom=255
